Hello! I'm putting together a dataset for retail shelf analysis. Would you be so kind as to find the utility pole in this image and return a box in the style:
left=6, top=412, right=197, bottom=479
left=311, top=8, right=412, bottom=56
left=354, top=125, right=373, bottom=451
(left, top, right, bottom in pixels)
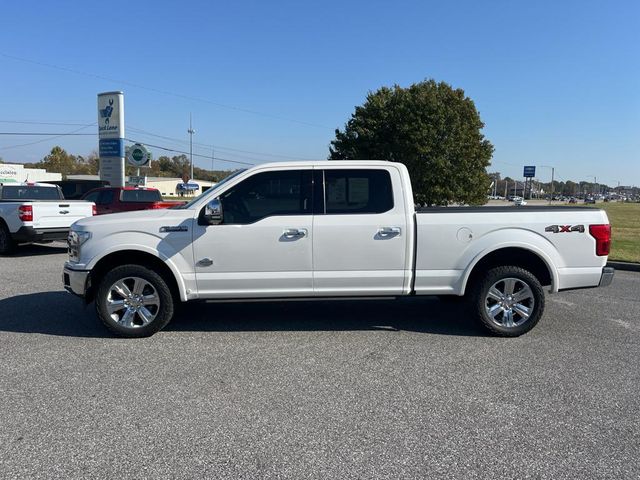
left=550, top=167, right=555, bottom=204
left=188, top=113, right=195, bottom=181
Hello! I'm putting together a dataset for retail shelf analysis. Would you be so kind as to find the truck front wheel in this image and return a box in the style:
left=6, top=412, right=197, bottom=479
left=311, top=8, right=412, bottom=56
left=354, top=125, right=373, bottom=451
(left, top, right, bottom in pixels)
left=470, top=266, right=545, bottom=337
left=95, top=264, right=174, bottom=337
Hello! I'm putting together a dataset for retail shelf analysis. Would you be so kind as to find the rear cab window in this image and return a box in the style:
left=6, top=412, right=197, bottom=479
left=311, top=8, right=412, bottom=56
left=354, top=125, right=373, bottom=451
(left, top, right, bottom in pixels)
left=0, top=186, right=63, bottom=201
left=120, top=189, right=162, bottom=203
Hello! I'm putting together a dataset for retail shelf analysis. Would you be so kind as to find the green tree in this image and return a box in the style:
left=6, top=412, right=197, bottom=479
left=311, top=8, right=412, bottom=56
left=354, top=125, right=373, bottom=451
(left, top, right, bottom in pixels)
left=37, top=146, right=78, bottom=178
left=329, top=79, right=494, bottom=205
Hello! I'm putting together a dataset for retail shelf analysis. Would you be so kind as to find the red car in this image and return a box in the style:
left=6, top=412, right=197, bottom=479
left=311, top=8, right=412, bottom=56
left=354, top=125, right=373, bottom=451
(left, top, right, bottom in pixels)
left=81, top=186, right=185, bottom=215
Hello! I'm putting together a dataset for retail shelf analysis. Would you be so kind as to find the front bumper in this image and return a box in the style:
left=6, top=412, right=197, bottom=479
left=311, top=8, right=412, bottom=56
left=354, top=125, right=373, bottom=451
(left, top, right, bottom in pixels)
left=63, top=264, right=90, bottom=297
left=13, top=226, right=69, bottom=243
left=599, top=267, right=615, bottom=287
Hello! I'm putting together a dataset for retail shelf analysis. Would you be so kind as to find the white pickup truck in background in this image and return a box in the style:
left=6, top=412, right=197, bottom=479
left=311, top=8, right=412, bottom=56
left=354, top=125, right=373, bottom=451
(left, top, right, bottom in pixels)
left=0, top=183, right=95, bottom=254
left=63, top=161, right=614, bottom=338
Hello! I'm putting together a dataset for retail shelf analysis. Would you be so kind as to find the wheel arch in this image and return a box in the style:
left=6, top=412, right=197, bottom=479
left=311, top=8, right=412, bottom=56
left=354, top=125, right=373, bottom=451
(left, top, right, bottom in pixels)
left=86, top=249, right=186, bottom=303
left=461, top=246, right=557, bottom=295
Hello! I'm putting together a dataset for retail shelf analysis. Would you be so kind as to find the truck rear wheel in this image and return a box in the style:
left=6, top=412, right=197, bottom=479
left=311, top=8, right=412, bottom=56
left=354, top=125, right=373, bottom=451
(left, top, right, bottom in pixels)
left=470, top=265, right=545, bottom=337
left=95, top=264, right=174, bottom=337
left=0, top=222, right=15, bottom=255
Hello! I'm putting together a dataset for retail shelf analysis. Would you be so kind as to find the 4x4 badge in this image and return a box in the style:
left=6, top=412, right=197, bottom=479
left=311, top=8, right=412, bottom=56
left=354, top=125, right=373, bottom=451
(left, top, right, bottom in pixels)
left=545, top=225, right=585, bottom=233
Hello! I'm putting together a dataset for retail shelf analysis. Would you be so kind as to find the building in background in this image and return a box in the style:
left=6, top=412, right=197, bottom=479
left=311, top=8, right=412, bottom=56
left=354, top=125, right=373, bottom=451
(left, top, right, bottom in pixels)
left=0, top=163, right=62, bottom=183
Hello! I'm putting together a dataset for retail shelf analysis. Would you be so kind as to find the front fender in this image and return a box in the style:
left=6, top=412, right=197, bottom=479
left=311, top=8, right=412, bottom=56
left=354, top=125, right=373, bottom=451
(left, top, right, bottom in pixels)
left=83, top=230, right=194, bottom=302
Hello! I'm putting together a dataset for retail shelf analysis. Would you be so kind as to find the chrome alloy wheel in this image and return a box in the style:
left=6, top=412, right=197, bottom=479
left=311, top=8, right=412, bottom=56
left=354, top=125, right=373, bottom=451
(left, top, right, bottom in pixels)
left=484, top=277, right=535, bottom=328
left=106, top=277, right=160, bottom=328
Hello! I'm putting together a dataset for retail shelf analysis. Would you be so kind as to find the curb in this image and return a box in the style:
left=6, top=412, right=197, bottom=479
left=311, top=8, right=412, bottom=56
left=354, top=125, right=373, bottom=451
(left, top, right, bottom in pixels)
left=607, top=261, right=640, bottom=272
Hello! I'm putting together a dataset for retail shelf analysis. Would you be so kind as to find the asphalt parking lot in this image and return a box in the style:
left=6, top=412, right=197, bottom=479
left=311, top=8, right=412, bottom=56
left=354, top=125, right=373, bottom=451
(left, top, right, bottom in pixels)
left=1, top=243, right=639, bottom=479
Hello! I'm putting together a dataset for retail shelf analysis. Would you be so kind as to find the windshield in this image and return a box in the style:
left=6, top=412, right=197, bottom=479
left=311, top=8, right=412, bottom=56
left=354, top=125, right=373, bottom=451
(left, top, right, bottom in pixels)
left=175, top=169, right=247, bottom=209
left=1, top=185, right=63, bottom=200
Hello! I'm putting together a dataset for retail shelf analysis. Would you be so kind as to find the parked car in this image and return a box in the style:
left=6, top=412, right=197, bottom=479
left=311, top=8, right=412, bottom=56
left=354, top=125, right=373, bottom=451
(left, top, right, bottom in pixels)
left=584, top=197, right=596, bottom=204
left=64, top=161, right=614, bottom=338
left=0, top=182, right=95, bottom=254
left=568, top=197, right=577, bottom=204
left=81, top=186, right=186, bottom=215
left=514, top=198, right=527, bottom=206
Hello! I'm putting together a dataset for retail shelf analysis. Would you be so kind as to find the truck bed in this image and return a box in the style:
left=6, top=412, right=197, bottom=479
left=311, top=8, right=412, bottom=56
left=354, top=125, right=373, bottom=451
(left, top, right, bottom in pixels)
left=413, top=206, right=609, bottom=294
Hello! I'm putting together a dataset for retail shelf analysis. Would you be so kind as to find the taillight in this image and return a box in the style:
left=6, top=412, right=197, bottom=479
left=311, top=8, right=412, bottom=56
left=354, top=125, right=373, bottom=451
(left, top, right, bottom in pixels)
left=18, top=205, right=33, bottom=222
left=589, top=224, right=611, bottom=256
left=92, top=204, right=97, bottom=216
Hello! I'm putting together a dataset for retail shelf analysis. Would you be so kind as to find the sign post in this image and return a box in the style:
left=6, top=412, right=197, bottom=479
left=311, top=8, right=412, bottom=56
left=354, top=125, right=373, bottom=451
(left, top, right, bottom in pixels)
left=98, top=91, right=125, bottom=187
left=523, top=166, right=536, bottom=199
left=126, top=143, right=151, bottom=186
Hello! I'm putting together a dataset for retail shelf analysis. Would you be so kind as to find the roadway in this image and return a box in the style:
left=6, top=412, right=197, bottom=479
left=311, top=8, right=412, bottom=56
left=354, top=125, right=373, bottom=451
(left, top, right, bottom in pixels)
left=1, top=243, right=638, bottom=479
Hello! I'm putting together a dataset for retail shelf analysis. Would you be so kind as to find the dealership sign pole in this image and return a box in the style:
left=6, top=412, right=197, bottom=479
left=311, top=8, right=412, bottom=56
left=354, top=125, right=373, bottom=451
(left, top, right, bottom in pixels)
left=523, top=165, right=536, bottom=199
left=97, top=91, right=125, bottom=187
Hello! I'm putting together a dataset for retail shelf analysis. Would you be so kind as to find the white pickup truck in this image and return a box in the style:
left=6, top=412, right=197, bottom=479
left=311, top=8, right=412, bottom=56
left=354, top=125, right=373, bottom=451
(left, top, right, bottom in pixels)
left=0, top=183, right=95, bottom=254
left=63, top=161, right=614, bottom=337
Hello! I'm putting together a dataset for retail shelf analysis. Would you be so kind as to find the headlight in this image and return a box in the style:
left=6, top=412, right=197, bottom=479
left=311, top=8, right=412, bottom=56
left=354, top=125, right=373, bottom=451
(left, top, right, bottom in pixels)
left=68, top=230, right=91, bottom=262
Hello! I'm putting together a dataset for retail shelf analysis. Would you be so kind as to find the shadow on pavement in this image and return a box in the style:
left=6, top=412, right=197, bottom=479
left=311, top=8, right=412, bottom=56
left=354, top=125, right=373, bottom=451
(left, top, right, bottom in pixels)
left=0, top=291, right=484, bottom=337
left=6, top=243, right=68, bottom=257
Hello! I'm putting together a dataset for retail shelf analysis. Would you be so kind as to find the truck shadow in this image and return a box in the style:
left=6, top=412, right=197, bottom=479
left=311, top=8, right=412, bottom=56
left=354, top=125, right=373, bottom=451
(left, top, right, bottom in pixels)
left=170, top=297, right=484, bottom=336
left=5, top=243, right=68, bottom=257
left=0, top=292, right=485, bottom=337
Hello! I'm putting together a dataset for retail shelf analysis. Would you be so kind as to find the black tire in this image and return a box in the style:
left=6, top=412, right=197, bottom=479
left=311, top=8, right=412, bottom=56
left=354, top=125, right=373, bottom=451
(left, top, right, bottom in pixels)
left=0, top=222, right=15, bottom=255
left=95, top=264, right=175, bottom=338
left=469, top=265, right=545, bottom=337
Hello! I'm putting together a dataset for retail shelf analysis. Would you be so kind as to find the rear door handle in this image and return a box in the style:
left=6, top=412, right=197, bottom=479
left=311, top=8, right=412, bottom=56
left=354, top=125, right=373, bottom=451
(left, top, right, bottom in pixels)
left=378, top=227, right=401, bottom=236
left=283, top=228, right=307, bottom=239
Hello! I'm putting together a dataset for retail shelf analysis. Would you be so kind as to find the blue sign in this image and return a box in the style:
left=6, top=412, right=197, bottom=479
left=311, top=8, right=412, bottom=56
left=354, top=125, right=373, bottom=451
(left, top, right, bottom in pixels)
left=177, top=182, right=200, bottom=191
left=523, top=166, right=536, bottom=178
left=99, top=138, right=124, bottom=157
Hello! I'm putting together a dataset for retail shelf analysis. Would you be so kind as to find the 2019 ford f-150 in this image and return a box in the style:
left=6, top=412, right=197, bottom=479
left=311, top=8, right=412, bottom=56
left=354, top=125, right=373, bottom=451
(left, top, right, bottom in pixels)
left=63, top=161, right=613, bottom=337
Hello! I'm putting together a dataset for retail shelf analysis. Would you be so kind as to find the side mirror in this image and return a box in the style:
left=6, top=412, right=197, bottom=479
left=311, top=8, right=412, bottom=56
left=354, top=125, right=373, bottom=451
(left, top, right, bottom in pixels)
left=203, top=198, right=223, bottom=225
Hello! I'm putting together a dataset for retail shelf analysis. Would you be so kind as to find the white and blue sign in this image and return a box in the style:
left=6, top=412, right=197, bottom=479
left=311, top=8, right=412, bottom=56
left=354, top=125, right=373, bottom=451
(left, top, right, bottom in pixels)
left=98, top=91, right=125, bottom=187
left=99, top=138, right=124, bottom=157
left=523, top=166, right=536, bottom=178
left=177, top=182, right=200, bottom=191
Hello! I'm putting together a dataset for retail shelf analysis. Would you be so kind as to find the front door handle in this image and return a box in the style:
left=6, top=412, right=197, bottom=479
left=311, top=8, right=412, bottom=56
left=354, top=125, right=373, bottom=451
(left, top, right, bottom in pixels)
left=378, top=227, right=401, bottom=236
left=283, top=228, right=307, bottom=239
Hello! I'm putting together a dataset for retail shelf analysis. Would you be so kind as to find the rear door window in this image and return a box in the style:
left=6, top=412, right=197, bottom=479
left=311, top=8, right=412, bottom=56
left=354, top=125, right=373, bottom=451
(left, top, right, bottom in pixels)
left=323, top=169, right=394, bottom=214
left=83, top=191, right=100, bottom=203
left=98, top=189, right=115, bottom=205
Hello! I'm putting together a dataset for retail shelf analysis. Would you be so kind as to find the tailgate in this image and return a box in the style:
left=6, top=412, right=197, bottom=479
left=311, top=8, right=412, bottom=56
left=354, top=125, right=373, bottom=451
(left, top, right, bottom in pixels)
left=32, top=201, right=94, bottom=229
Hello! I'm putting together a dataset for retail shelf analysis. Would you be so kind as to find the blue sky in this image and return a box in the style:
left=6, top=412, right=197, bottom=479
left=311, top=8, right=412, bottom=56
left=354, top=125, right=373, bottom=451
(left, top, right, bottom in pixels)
left=1, top=0, right=638, bottom=186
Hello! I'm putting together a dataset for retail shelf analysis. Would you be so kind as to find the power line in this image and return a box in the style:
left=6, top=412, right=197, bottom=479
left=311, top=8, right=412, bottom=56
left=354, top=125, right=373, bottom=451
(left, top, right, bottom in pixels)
left=128, top=126, right=321, bottom=161
left=127, top=129, right=278, bottom=164
left=0, top=132, right=95, bottom=136
left=0, top=124, right=96, bottom=151
left=124, top=138, right=254, bottom=166
left=1, top=52, right=332, bottom=130
left=0, top=120, right=94, bottom=127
